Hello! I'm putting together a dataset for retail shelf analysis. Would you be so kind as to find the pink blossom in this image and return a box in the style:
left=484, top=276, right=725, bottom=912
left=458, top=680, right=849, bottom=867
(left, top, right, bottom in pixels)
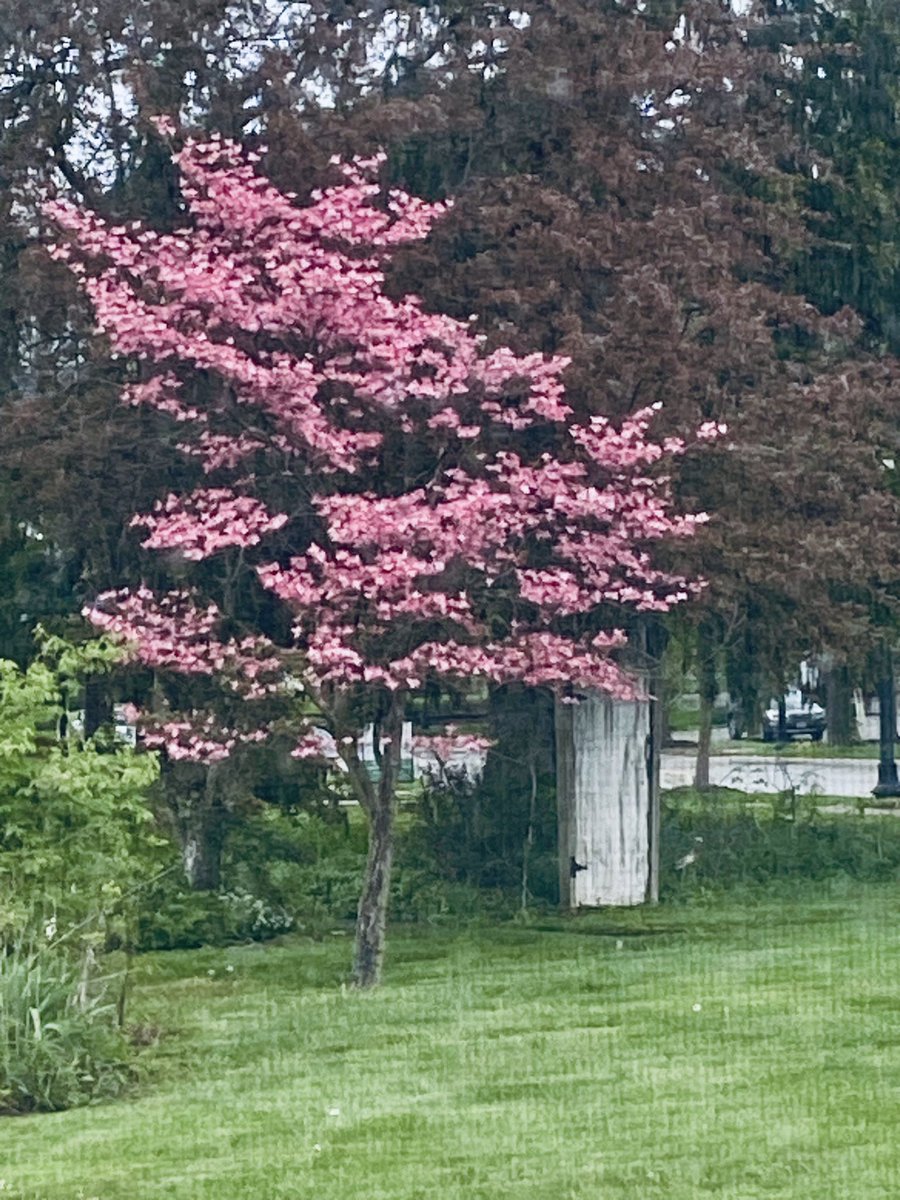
left=131, top=489, right=288, bottom=559
left=140, top=711, right=269, bottom=764
left=291, top=728, right=339, bottom=761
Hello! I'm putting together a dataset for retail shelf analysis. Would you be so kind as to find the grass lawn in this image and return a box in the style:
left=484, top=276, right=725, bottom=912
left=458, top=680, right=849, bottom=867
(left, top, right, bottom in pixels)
left=4, top=885, right=900, bottom=1200
left=712, top=740, right=881, bottom=760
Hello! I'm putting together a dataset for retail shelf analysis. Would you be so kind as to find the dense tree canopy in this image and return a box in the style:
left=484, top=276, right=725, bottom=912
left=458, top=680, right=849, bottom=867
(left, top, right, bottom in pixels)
left=4, top=0, right=899, bottom=685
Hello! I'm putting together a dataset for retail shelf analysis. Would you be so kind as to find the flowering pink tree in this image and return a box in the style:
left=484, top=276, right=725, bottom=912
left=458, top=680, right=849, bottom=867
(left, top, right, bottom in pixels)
left=47, top=125, right=712, bottom=985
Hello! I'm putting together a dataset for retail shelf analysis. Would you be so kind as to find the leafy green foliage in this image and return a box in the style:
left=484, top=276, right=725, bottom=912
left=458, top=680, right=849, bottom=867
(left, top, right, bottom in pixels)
left=406, top=687, right=558, bottom=905
left=135, top=881, right=293, bottom=951
left=661, top=786, right=900, bottom=895
left=0, top=944, right=132, bottom=1114
left=223, top=805, right=364, bottom=927
left=131, top=803, right=513, bottom=947
left=0, top=634, right=161, bottom=939
left=0, top=634, right=164, bottom=1112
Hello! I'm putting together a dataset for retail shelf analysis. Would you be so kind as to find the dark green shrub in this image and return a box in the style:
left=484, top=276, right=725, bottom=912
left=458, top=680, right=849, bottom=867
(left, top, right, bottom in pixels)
left=406, top=686, right=558, bottom=903
left=289, top=854, right=366, bottom=924
left=135, top=881, right=292, bottom=950
left=661, top=787, right=900, bottom=896
left=146, top=802, right=516, bottom=938
left=226, top=805, right=366, bottom=933
left=135, top=807, right=367, bottom=948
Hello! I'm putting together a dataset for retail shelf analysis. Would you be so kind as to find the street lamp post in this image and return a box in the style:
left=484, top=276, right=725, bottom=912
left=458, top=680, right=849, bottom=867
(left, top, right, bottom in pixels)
left=872, top=643, right=900, bottom=800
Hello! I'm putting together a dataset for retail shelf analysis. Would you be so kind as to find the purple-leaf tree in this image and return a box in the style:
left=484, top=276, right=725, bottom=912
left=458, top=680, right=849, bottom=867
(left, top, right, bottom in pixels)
left=47, top=125, right=713, bottom=985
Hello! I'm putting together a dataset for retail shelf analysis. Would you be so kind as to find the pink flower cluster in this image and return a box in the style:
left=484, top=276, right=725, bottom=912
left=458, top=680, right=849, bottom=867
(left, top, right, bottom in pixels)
left=84, top=586, right=282, bottom=699
left=45, top=134, right=576, bottom=473
left=411, top=730, right=495, bottom=761
left=411, top=726, right=494, bottom=782
left=291, top=727, right=340, bottom=761
left=140, top=712, right=268, bottom=762
left=85, top=587, right=220, bottom=674
left=391, top=631, right=636, bottom=697
left=130, top=489, right=288, bottom=559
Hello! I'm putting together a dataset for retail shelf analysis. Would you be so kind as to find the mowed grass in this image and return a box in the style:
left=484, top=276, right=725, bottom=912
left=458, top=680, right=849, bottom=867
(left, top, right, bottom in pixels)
left=4, top=885, right=900, bottom=1200
left=713, top=739, right=881, bottom=760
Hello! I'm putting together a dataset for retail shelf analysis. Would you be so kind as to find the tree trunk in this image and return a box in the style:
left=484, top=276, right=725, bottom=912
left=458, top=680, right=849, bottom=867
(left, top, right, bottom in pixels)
left=83, top=675, right=113, bottom=739
left=556, top=689, right=650, bottom=908
left=645, top=621, right=667, bottom=904
left=693, top=622, right=717, bottom=790
left=352, top=786, right=395, bottom=987
left=165, top=760, right=229, bottom=891
left=350, top=695, right=404, bottom=988
left=520, top=756, right=538, bottom=913
left=825, top=663, right=853, bottom=745
left=694, top=690, right=713, bottom=789
left=872, top=644, right=900, bottom=800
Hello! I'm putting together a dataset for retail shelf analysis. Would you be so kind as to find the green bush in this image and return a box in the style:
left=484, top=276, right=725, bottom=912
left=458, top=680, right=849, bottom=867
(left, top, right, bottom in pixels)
left=224, top=806, right=362, bottom=904
left=148, top=779, right=900, bottom=944
left=226, top=806, right=508, bottom=929
left=135, top=881, right=293, bottom=951
left=138, top=801, right=515, bottom=942
left=661, top=786, right=900, bottom=896
left=0, top=944, right=132, bottom=1114
left=0, top=634, right=162, bottom=940
left=135, top=807, right=365, bottom=948
left=223, top=806, right=364, bottom=936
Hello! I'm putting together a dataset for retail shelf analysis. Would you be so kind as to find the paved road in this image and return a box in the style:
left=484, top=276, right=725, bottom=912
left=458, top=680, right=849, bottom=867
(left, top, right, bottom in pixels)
left=419, top=742, right=883, bottom=801
left=661, top=751, right=880, bottom=799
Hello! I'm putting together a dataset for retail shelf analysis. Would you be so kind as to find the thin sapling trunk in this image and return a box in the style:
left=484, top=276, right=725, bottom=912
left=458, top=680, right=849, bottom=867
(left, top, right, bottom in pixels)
left=349, top=696, right=404, bottom=988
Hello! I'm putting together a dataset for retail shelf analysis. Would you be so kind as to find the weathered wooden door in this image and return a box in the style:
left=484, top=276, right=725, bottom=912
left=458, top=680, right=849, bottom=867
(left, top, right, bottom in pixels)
left=556, top=691, right=652, bottom=907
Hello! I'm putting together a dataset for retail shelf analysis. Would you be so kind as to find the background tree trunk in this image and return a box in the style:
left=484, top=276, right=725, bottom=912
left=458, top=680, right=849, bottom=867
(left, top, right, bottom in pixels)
left=83, top=675, right=113, bottom=739
left=479, top=684, right=555, bottom=892
left=181, top=806, right=225, bottom=890
left=872, top=644, right=900, bottom=799
left=825, top=663, right=853, bottom=745
left=694, top=691, right=713, bottom=789
left=694, top=622, right=718, bottom=790
left=645, top=621, right=668, bottom=904
left=556, top=689, right=650, bottom=908
left=165, top=759, right=231, bottom=891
